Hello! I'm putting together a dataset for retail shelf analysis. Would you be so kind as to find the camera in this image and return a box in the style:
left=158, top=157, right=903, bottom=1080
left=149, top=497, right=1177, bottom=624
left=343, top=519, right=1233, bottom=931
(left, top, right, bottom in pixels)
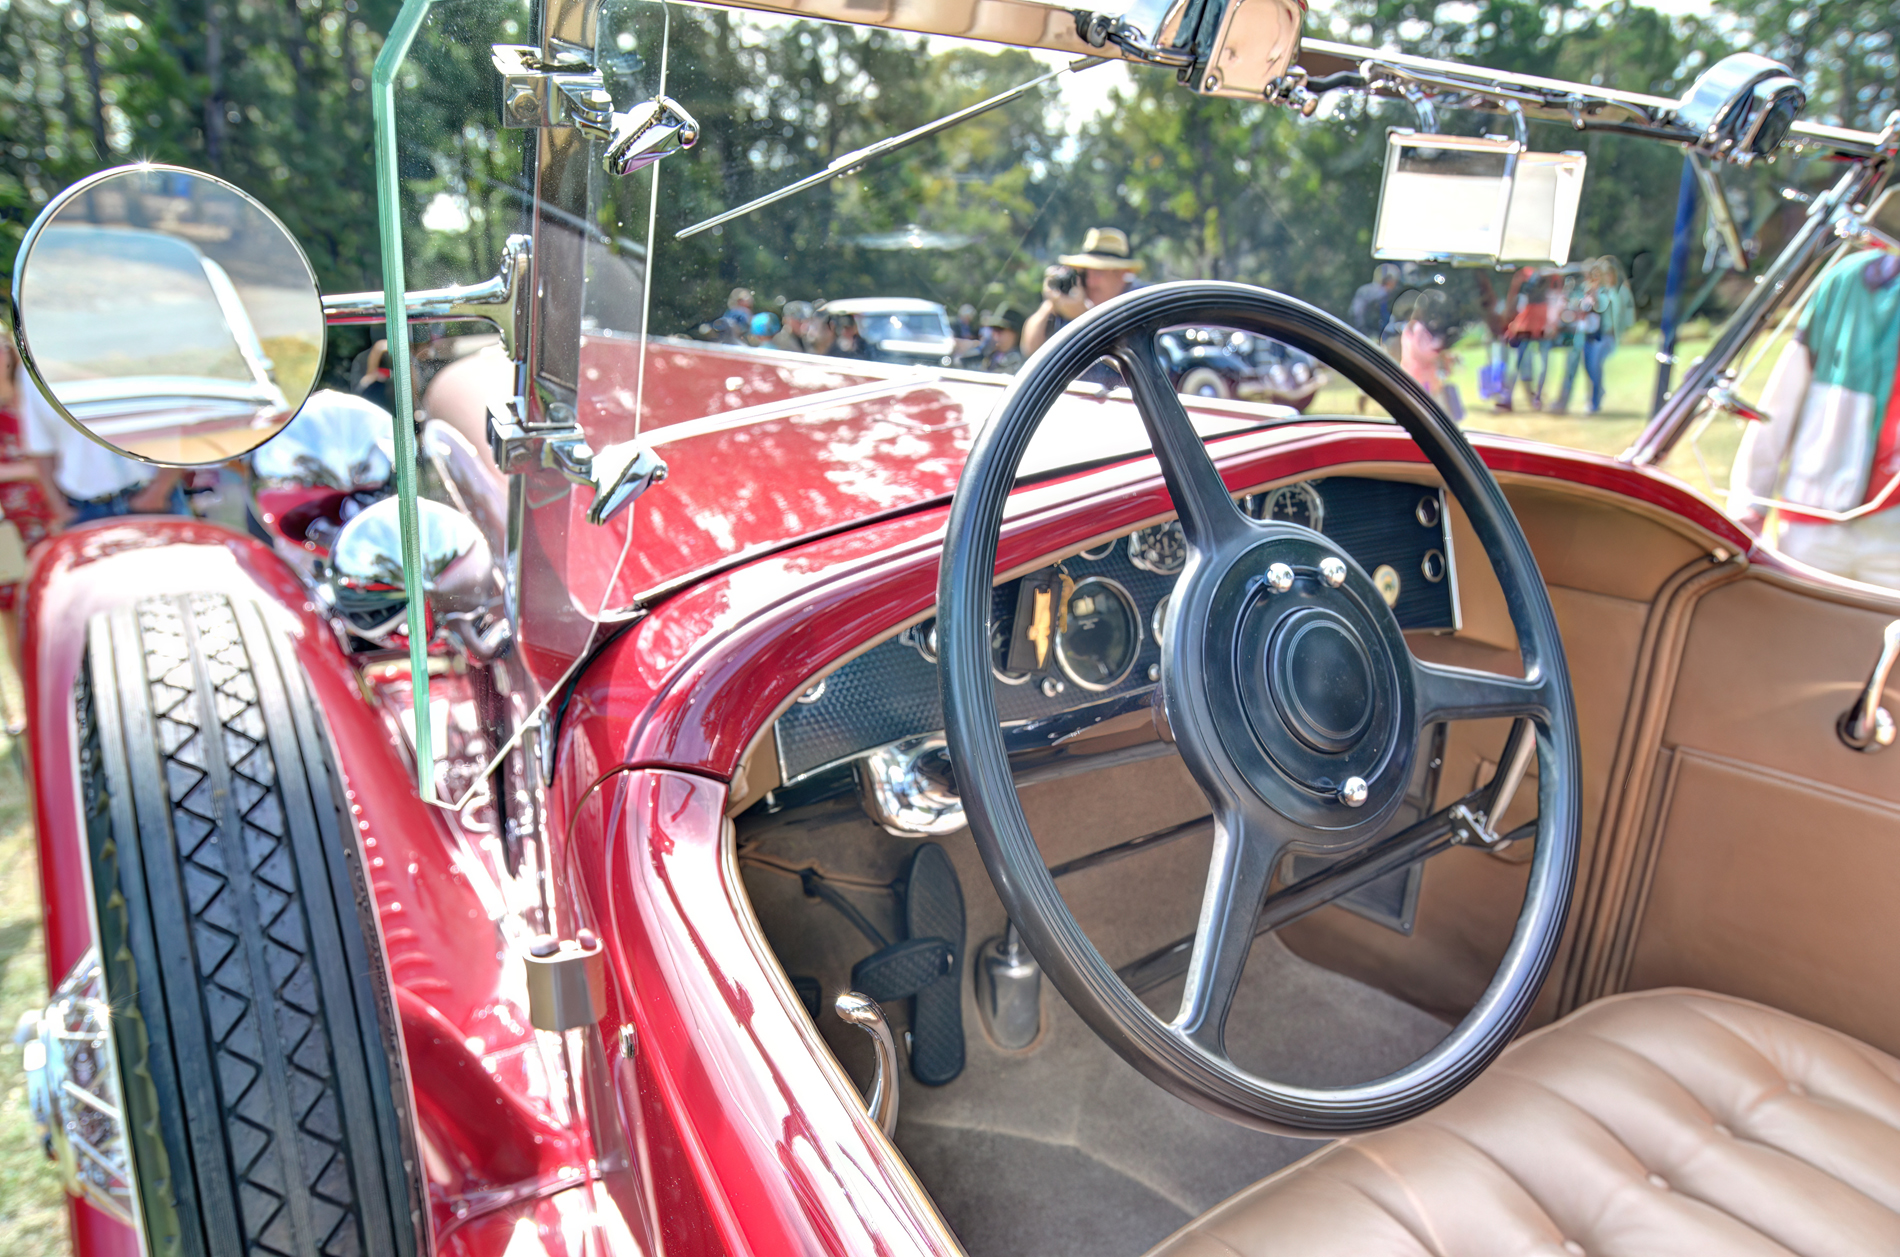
left=1044, top=264, right=1081, bottom=296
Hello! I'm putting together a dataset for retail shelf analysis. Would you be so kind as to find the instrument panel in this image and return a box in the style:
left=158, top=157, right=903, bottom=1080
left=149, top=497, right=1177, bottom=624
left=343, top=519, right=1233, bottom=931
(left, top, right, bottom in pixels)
left=774, top=476, right=1458, bottom=784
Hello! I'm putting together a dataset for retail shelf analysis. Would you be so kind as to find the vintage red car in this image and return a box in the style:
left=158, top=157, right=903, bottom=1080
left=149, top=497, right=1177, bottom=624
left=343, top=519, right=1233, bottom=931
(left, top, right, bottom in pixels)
left=9, top=1, right=1900, bottom=1254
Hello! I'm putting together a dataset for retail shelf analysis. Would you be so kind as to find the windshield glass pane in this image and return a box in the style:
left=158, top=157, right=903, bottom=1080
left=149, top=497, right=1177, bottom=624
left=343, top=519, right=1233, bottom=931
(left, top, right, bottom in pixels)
left=626, top=9, right=1834, bottom=461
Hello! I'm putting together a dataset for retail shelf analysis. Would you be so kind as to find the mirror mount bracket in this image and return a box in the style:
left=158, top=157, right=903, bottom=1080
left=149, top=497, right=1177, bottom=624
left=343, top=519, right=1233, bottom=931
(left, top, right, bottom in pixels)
left=323, top=232, right=532, bottom=357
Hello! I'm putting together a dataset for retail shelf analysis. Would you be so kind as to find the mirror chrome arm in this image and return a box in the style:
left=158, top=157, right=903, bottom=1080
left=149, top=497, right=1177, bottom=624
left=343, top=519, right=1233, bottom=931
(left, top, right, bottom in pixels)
left=1840, top=621, right=1900, bottom=753
left=1297, top=39, right=1886, bottom=158
left=323, top=233, right=532, bottom=356
left=834, top=992, right=899, bottom=1136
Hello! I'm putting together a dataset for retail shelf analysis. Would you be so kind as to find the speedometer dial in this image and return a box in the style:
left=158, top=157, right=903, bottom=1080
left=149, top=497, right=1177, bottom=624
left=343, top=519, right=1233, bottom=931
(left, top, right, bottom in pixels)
left=1263, top=481, right=1325, bottom=531
left=1128, top=522, right=1187, bottom=575
left=1054, top=577, right=1142, bottom=691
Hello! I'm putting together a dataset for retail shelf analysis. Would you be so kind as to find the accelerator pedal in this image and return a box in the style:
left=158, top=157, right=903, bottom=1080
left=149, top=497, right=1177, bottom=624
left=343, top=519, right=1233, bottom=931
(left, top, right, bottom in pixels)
left=901, top=843, right=966, bottom=1084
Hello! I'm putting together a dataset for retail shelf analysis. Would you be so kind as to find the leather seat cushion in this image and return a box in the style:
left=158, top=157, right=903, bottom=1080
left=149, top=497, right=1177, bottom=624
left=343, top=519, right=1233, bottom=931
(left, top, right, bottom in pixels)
left=1145, top=989, right=1900, bottom=1256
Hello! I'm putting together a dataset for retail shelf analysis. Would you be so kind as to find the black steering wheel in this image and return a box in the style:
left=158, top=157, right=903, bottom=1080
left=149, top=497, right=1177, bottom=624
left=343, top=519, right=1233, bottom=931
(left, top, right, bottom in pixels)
left=939, top=282, right=1579, bottom=1135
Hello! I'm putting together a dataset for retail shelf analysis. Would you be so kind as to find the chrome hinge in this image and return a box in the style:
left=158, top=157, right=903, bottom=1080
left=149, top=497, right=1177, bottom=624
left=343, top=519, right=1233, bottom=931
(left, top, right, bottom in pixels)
left=487, top=398, right=668, bottom=526
left=492, top=43, right=699, bottom=176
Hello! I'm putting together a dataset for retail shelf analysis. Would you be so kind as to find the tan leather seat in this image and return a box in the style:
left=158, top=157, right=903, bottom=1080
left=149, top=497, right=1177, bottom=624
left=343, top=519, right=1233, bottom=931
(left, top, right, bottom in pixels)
left=1147, top=989, right=1900, bottom=1256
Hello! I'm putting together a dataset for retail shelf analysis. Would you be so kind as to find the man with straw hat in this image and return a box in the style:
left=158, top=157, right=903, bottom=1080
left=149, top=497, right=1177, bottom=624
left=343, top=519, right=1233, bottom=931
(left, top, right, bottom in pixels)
left=1024, top=227, right=1143, bottom=354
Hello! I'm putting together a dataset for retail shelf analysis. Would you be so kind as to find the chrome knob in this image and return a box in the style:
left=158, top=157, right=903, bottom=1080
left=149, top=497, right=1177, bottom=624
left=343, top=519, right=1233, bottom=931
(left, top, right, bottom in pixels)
left=1265, top=563, right=1295, bottom=594
left=1318, top=557, right=1348, bottom=588
left=1339, top=776, right=1369, bottom=808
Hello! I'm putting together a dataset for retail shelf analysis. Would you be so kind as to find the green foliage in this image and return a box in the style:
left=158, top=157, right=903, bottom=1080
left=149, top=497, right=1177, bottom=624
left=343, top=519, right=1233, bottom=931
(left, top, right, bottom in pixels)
left=1, top=0, right=1891, bottom=341
left=1703, top=0, right=1897, bottom=131
left=632, top=9, right=1066, bottom=332
left=1, top=0, right=409, bottom=292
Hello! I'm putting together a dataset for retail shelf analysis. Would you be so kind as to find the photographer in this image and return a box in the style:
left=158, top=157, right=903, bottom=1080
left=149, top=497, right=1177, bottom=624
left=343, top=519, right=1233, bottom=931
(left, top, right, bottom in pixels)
left=1022, top=227, right=1143, bottom=354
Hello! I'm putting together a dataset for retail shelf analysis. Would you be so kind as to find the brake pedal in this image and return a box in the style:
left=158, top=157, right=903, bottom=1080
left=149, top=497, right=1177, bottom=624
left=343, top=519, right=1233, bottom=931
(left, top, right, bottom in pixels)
left=901, top=843, right=965, bottom=1084
left=851, top=937, right=954, bottom=1003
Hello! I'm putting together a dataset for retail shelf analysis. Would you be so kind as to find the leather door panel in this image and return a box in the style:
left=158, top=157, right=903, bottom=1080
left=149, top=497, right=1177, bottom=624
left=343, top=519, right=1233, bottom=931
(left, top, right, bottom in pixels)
left=1618, top=573, right=1900, bottom=1055
left=1627, top=748, right=1900, bottom=1053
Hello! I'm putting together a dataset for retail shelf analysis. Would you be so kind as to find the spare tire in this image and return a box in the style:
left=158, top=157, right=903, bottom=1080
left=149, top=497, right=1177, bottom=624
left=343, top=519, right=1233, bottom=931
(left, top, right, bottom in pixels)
left=77, top=593, right=420, bottom=1257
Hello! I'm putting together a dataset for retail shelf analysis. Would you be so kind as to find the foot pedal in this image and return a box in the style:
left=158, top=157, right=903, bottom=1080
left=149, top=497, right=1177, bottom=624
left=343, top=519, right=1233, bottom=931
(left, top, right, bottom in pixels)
left=790, top=976, right=823, bottom=1022
left=902, top=843, right=965, bottom=1085
left=851, top=937, right=953, bottom=1004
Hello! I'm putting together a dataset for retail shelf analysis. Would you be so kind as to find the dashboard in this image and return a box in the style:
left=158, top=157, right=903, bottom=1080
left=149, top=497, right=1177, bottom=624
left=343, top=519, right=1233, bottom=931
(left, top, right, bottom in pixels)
left=774, top=476, right=1459, bottom=785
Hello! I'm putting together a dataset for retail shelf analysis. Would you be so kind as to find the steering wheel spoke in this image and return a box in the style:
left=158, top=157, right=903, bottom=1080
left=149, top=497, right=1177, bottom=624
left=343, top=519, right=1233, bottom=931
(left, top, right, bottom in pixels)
left=1114, top=331, right=1251, bottom=552
left=1171, top=802, right=1290, bottom=1057
left=1412, top=656, right=1554, bottom=726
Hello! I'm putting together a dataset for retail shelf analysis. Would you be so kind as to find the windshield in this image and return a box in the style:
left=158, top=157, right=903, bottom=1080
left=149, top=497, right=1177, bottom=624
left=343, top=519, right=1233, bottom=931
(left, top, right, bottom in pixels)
left=379, top=0, right=1887, bottom=681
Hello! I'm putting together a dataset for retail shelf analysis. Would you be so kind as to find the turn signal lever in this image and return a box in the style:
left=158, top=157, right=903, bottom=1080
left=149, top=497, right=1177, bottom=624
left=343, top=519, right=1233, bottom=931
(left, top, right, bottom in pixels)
left=1839, top=619, right=1900, bottom=752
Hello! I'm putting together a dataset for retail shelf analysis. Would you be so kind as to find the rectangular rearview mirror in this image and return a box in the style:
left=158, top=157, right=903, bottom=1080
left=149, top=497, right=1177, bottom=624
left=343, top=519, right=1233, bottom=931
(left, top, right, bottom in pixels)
left=1372, top=131, right=1586, bottom=267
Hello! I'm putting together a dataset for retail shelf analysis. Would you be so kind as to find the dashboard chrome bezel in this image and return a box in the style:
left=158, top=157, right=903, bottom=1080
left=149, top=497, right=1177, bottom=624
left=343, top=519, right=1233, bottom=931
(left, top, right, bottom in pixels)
left=1053, top=575, right=1145, bottom=692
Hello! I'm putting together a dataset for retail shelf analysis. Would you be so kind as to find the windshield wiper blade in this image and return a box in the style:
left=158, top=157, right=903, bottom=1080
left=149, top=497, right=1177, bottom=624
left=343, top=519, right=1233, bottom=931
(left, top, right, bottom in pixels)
left=675, top=55, right=1106, bottom=241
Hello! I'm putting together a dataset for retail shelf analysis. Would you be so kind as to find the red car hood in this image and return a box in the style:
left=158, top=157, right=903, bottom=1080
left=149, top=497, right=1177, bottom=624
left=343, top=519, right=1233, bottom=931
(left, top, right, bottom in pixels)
left=572, top=336, right=1295, bottom=608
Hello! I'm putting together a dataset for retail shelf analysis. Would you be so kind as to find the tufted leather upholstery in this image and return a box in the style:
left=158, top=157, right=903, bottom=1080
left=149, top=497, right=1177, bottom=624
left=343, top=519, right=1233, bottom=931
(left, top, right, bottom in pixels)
left=1145, top=989, right=1900, bottom=1256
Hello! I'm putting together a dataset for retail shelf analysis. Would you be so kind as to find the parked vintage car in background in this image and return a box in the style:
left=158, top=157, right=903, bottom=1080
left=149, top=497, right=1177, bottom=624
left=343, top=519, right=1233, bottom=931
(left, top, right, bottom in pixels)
left=9, top=0, right=1900, bottom=1254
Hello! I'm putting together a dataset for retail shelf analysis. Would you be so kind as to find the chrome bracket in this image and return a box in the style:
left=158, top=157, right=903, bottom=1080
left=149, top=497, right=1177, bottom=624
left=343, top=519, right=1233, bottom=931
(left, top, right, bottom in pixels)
left=835, top=992, right=899, bottom=1135
left=1449, top=718, right=1536, bottom=850
left=323, top=232, right=533, bottom=357
left=524, top=934, right=607, bottom=1033
left=492, top=44, right=699, bottom=176
left=487, top=398, right=669, bottom=526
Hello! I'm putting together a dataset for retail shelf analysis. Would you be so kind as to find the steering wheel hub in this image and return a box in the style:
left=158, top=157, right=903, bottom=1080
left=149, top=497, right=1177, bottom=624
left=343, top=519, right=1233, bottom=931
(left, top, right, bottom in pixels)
left=1268, top=608, right=1373, bottom=752
left=1215, top=539, right=1412, bottom=833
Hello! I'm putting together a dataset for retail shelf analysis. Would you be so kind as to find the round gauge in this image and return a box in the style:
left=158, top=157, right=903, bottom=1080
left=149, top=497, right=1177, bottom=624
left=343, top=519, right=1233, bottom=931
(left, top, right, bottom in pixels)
left=1415, top=493, right=1441, bottom=529
left=1371, top=564, right=1402, bottom=607
left=1263, top=482, right=1325, bottom=531
left=1152, top=592, right=1172, bottom=647
left=1054, top=577, right=1142, bottom=691
left=1128, top=522, right=1188, bottom=575
left=1420, top=549, right=1447, bottom=584
left=1077, top=540, right=1117, bottom=562
left=990, top=615, right=1029, bottom=685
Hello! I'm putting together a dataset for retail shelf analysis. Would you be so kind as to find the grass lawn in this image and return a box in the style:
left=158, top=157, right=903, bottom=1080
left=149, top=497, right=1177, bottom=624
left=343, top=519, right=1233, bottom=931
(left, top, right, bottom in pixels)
left=1308, top=322, right=1758, bottom=505
left=0, top=709, right=72, bottom=1255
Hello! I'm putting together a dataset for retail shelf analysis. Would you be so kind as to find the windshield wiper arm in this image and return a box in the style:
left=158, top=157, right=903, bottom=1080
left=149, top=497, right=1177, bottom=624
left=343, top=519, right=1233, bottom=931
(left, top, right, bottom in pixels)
left=675, top=56, right=1106, bottom=241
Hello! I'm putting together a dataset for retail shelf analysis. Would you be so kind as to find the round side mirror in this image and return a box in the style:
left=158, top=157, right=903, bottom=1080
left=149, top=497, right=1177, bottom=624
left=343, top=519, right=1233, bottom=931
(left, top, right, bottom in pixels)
left=10, top=163, right=325, bottom=466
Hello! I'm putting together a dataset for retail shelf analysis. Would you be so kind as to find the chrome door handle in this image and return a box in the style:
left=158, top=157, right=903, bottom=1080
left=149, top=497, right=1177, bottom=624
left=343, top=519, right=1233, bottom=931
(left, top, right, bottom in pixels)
left=834, top=991, right=899, bottom=1136
left=1839, top=619, right=1900, bottom=752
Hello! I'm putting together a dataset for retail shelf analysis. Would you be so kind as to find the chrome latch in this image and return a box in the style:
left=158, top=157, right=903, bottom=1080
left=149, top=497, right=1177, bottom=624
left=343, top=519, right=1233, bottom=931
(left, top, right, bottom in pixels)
left=606, top=96, right=699, bottom=177
left=487, top=398, right=668, bottom=526
left=1839, top=619, right=1900, bottom=753
left=493, top=44, right=698, bottom=176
